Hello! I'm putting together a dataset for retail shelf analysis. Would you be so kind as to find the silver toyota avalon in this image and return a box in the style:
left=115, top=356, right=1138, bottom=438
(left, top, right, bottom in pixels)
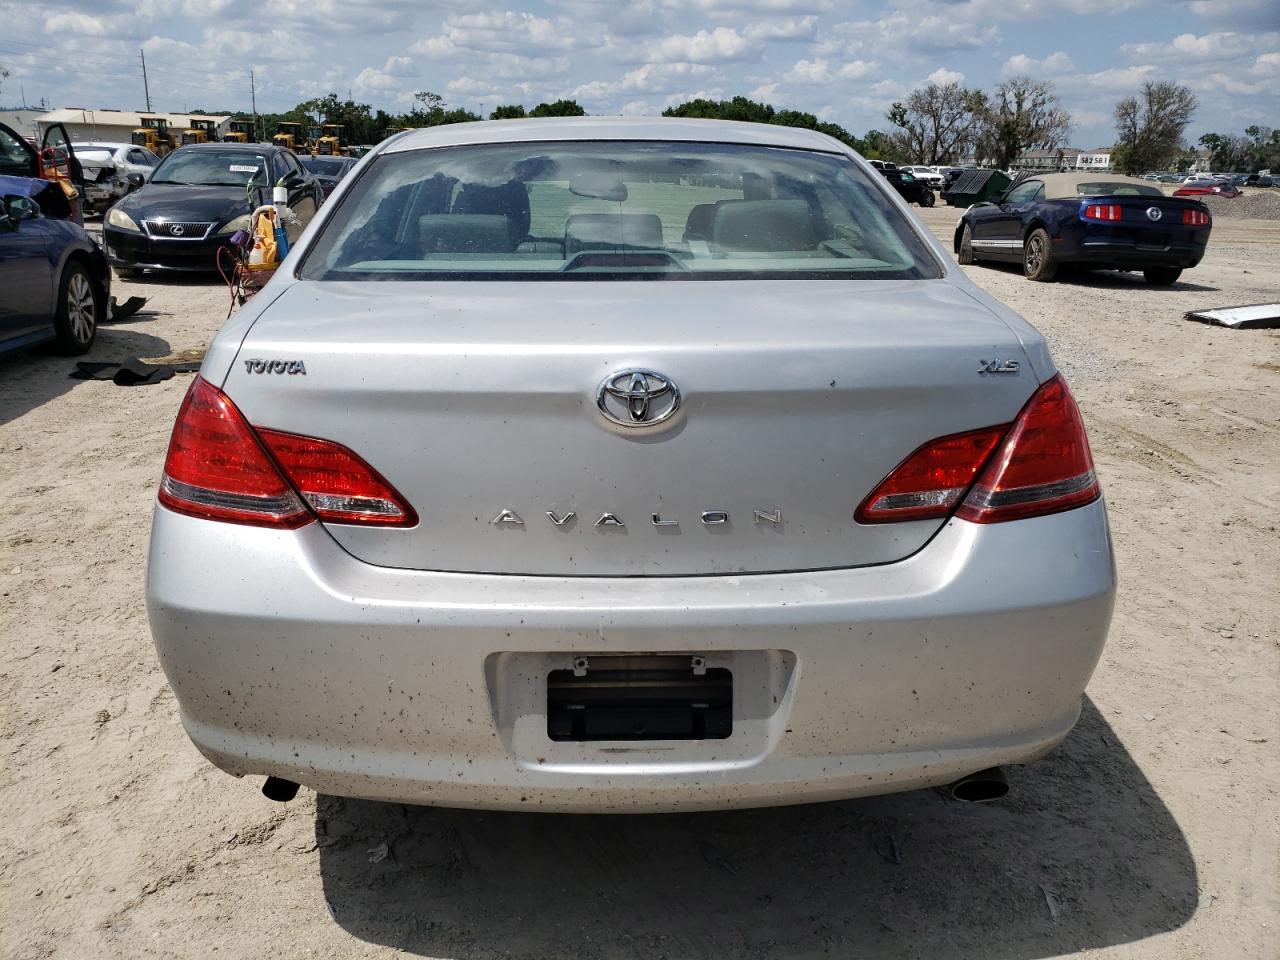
left=147, top=118, right=1115, bottom=812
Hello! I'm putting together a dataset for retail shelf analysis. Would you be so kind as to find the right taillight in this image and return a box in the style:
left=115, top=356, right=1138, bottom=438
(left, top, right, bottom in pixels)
left=1183, top=208, right=1210, bottom=226
left=955, top=374, right=1100, bottom=523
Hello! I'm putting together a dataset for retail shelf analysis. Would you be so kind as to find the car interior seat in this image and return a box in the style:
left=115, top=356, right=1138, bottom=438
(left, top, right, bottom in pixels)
left=708, top=199, right=821, bottom=253
left=564, top=213, right=664, bottom=256
left=450, top=180, right=530, bottom=251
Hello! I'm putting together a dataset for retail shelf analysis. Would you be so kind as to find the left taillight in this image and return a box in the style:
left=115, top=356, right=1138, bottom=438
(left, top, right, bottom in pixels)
left=158, top=377, right=416, bottom=529
left=1082, top=203, right=1123, bottom=222
left=256, top=429, right=417, bottom=527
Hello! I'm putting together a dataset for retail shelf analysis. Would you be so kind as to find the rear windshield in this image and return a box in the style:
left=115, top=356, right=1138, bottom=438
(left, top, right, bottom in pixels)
left=1076, top=181, right=1163, bottom=197
left=299, top=140, right=942, bottom=281
left=301, top=157, right=350, bottom=176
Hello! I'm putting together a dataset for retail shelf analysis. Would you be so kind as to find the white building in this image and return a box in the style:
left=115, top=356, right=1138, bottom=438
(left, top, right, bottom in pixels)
left=0, top=110, right=43, bottom=141
left=35, top=108, right=232, bottom=144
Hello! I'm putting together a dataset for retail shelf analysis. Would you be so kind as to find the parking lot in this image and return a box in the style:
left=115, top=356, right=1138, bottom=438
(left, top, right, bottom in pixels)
left=1, top=206, right=1277, bottom=959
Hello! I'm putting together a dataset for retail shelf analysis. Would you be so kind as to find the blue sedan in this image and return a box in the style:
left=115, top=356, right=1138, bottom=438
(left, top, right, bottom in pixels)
left=0, top=175, right=111, bottom=357
left=955, top=173, right=1212, bottom=285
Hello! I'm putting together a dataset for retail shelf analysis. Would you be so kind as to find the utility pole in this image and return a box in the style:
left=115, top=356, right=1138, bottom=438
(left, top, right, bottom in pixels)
left=140, top=49, right=151, bottom=112
left=250, top=70, right=259, bottom=141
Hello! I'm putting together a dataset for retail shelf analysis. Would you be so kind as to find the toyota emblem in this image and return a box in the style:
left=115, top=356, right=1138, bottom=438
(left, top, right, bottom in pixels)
left=169, top=223, right=185, bottom=236
left=597, top=369, right=680, bottom=427
left=1145, top=206, right=1163, bottom=222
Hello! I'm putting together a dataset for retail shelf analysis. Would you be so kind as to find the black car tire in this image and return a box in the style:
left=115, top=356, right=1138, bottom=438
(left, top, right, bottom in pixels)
left=1023, top=228, right=1058, bottom=282
left=1143, top=266, right=1182, bottom=287
left=958, top=223, right=975, bottom=264
left=919, top=188, right=935, bottom=208
left=53, top=260, right=100, bottom=355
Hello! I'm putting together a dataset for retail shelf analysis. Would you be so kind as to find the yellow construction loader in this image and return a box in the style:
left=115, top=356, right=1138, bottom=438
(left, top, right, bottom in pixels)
left=222, top=120, right=256, bottom=143
left=180, top=119, right=218, bottom=145
left=314, top=124, right=344, bottom=156
left=131, top=117, right=176, bottom=157
left=271, top=122, right=307, bottom=152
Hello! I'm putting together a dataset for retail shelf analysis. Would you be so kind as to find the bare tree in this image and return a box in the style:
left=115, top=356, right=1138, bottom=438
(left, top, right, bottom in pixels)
left=1112, top=81, right=1197, bottom=175
left=887, top=83, right=987, bottom=165
left=0, top=62, right=8, bottom=97
left=977, top=77, right=1072, bottom=169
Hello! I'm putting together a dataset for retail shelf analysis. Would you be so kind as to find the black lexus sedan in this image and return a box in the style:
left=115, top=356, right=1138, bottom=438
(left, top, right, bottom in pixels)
left=103, top=142, right=323, bottom=276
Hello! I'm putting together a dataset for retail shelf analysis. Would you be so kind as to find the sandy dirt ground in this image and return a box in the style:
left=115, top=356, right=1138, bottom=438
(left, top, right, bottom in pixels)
left=1, top=210, right=1277, bottom=960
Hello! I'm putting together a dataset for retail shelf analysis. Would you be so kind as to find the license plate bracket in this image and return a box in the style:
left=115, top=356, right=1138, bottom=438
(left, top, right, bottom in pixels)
left=547, top=655, right=732, bottom=742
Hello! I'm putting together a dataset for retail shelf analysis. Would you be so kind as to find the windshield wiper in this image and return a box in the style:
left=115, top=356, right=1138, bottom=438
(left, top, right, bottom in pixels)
left=149, top=179, right=193, bottom=185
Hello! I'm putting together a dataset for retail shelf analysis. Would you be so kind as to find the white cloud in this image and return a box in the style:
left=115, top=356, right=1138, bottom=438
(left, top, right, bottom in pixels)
left=46, top=12, right=113, bottom=35
left=927, top=68, right=965, bottom=86
left=619, top=99, right=659, bottom=115
left=646, top=27, right=759, bottom=63
left=572, top=61, right=715, bottom=102
left=743, top=17, right=817, bottom=40
left=1188, top=0, right=1280, bottom=29
left=784, top=58, right=876, bottom=84
left=1002, top=52, right=1075, bottom=76
left=819, top=12, right=999, bottom=59
left=677, top=0, right=833, bottom=9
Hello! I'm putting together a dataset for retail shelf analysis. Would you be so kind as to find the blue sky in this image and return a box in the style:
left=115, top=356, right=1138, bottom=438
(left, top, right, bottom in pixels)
left=1, top=0, right=1276, bottom=149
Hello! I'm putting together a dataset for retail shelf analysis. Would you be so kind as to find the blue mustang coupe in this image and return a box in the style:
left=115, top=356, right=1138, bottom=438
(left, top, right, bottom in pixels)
left=0, top=175, right=110, bottom=357
left=955, top=173, right=1212, bottom=285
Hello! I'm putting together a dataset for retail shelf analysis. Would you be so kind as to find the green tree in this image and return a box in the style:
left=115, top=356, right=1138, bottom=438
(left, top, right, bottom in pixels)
left=1245, top=125, right=1280, bottom=172
left=529, top=99, right=586, bottom=117
left=490, top=104, right=527, bottom=120
left=1174, top=147, right=1198, bottom=173
left=301, top=93, right=380, bottom=145
left=404, top=90, right=480, bottom=127
left=887, top=83, right=988, bottom=164
left=976, top=77, right=1072, bottom=169
left=1112, top=81, right=1197, bottom=175
left=663, top=96, right=865, bottom=151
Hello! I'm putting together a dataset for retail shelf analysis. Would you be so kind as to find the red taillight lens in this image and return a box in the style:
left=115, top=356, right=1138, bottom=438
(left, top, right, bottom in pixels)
left=158, top=377, right=310, bottom=528
left=956, top=375, right=1100, bottom=523
left=855, top=426, right=1008, bottom=523
left=257, top=429, right=417, bottom=527
left=158, top=377, right=417, bottom=528
left=1183, top=208, right=1210, bottom=226
left=1082, top=203, right=1123, bottom=221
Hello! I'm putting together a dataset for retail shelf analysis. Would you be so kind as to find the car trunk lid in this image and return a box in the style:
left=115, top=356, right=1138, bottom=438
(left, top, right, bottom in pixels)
left=223, top=279, right=1039, bottom=576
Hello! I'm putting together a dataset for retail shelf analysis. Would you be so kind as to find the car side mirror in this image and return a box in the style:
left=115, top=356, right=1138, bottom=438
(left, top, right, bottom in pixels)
left=283, top=172, right=305, bottom=188
left=127, top=173, right=145, bottom=188
left=2, top=194, right=38, bottom=226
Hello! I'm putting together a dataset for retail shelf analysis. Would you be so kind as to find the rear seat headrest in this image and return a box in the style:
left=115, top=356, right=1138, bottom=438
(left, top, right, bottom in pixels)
left=565, top=213, right=664, bottom=255
left=417, top=215, right=513, bottom=255
left=451, top=181, right=530, bottom=249
left=709, top=199, right=820, bottom=252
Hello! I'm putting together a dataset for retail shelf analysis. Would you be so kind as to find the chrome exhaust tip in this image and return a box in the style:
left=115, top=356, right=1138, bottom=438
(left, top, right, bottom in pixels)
left=946, top=766, right=1009, bottom=803
left=262, top=776, right=300, bottom=802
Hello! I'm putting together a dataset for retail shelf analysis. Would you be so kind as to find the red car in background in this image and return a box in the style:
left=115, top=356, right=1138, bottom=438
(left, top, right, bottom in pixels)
left=1174, top=182, right=1242, bottom=199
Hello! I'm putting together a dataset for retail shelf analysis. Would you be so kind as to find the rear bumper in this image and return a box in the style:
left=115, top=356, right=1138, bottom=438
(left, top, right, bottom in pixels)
left=147, top=501, right=1116, bottom=812
left=1058, top=227, right=1209, bottom=269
